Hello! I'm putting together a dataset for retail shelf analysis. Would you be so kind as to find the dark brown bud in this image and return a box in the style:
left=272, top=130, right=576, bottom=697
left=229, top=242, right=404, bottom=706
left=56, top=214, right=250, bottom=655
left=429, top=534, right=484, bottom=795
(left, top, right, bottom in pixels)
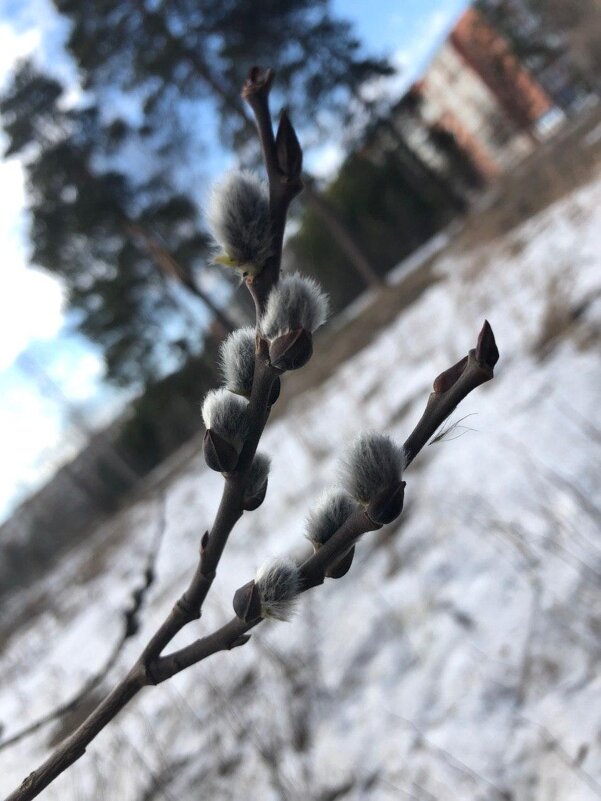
left=269, top=328, right=313, bottom=371
left=275, top=109, right=303, bottom=180
left=433, top=356, right=468, bottom=394
left=229, top=634, right=252, bottom=650
left=367, top=481, right=405, bottom=526
left=243, top=478, right=268, bottom=511
left=203, top=429, right=239, bottom=473
left=269, top=376, right=281, bottom=406
left=241, top=66, right=274, bottom=100
left=325, top=545, right=356, bottom=579
left=200, top=531, right=209, bottom=553
left=233, top=579, right=263, bottom=622
left=475, top=320, right=499, bottom=370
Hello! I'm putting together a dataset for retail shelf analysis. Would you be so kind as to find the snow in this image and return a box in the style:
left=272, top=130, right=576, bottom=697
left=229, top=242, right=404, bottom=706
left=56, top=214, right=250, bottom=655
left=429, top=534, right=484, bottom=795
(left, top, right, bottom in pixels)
left=1, top=174, right=601, bottom=800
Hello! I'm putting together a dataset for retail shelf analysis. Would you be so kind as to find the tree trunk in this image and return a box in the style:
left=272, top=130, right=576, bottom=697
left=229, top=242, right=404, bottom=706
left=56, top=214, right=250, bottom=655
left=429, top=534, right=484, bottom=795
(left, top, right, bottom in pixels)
left=302, top=179, right=384, bottom=287
left=124, top=221, right=237, bottom=336
left=77, top=159, right=239, bottom=337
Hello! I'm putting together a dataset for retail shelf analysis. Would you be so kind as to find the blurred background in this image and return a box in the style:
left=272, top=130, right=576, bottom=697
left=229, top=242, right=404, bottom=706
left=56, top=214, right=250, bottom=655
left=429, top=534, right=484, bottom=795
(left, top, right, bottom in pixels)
left=0, top=1, right=600, bottom=799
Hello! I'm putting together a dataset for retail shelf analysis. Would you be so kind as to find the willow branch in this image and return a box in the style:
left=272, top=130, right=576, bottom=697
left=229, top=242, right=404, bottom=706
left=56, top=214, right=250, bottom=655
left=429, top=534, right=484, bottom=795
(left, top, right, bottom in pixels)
left=241, top=66, right=303, bottom=314
left=151, top=321, right=499, bottom=684
left=5, top=66, right=297, bottom=801
left=403, top=320, right=499, bottom=467
left=5, top=69, right=499, bottom=801
left=140, top=67, right=300, bottom=665
left=5, top=667, right=145, bottom=801
left=5, top=355, right=278, bottom=799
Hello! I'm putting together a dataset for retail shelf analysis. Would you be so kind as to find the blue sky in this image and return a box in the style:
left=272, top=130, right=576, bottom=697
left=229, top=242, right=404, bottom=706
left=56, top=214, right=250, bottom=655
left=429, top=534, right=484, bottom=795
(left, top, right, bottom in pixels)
left=0, top=0, right=469, bottom=521
left=333, top=0, right=467, bottom=64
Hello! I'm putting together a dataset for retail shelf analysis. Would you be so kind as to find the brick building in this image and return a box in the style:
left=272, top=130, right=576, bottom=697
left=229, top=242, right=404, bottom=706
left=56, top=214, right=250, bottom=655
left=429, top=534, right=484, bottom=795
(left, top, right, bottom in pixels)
left=388, top=7, right=558, bottom=187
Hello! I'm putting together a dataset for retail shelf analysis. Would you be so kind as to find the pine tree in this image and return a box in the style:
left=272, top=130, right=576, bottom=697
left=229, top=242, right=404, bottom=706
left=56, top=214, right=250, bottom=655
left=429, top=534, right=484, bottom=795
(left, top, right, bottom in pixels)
left=54, top=0, right=389, bottom=148
left=1, top=61, right=238, bottom=386
left=50, top=0, right=393, bottom=286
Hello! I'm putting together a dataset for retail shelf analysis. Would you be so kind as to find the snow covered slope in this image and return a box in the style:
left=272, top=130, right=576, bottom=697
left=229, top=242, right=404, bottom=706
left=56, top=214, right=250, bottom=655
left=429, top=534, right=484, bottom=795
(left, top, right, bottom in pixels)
left=1, top=175, right=600, bottom=800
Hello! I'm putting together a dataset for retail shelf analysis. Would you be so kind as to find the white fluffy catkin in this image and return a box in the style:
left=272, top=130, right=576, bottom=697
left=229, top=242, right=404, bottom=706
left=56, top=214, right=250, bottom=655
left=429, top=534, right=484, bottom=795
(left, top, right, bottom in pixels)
left=245, top=452, right=271, bottom=498
left=206, top=170, right=271, bottom=271
left=261, top=273, right=329, bottom=340
left=219, top=327, right=256, bottom=396
left=306, top=489, right=358, bottom=546
left=201, top=388, right=249, bottom=445
left=255, top=557, right=300, bottom=621
left=340, top=432, right=405, bottom=505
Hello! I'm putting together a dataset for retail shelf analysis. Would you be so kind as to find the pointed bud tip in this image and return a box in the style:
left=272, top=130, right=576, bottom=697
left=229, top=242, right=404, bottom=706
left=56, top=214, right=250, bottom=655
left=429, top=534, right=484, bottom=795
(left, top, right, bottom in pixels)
left=233, top=580, right=263, bottom=622
left=367, top=481, right=406, bottom=526
left=269, top=376, right=281, bottom=406
left=476, top=320, right=499, bottom=370
left=243, top=478, right=268, bottom=511
left=269, top=328, right=313, bottom=371
left=229, top=633, right=252, bottom=650
left=275, top=110, right=303, bottom=180
left=203, top=429, right=240, bottom=473
left=325, top=545, right=356, bottom=580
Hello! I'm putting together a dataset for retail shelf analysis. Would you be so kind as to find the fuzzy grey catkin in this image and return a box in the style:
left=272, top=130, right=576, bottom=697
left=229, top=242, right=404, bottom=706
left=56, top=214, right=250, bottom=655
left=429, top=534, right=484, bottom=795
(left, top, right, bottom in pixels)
left=201, top=388, right=249, bottom=446
left=219, top=327, right=256, bottom=396
left=261, top=273, right=329, bottom=340
left=306, top=490, right=358, bottom=546
left=206, top=170, right=271, bottom=272
left=245, top=452, right=270, bottom=498
left=255, top=557, right=300, bottom=621
left=340, top=432, right=405, bottom=505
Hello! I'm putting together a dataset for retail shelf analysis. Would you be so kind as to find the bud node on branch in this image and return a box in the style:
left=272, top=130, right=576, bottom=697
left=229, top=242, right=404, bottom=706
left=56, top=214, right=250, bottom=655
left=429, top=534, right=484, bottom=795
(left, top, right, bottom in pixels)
left=255, top=558, right=301, bottom=621
left=241, top=66, right=274, bottom=101
left=233, top=580, right=263, bottom=623
left=275, top=109, right=303, bottom=181
left=325, top=545, right=356, bottom=579
left=269, top=328, right=314, bottom=371
left=207, top=171, right=272, bottom=277
left=366, top=481, right=406, bottom=526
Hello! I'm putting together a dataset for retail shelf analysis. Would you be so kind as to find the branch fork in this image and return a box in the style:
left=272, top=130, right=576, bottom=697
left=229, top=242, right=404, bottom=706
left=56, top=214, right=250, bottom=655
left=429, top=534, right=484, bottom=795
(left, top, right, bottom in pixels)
left=4, top=68, right=500, bottom=801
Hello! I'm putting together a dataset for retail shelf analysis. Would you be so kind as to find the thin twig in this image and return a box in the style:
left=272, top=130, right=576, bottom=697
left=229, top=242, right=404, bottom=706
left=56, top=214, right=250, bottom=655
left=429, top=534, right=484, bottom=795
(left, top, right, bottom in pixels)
left=0, top=495, right=167, bottom=752
left=403, top=320, right=498, bottom=467
left=520, top=717, right=601, bottom=799
left=241, top=67, right=303, bottom=315
left=392, top=715, right=510, bottom=800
